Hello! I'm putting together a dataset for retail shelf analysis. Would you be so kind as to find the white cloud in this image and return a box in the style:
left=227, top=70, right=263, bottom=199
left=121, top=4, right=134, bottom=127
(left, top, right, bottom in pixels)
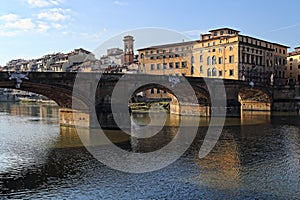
left=37, top=22, right=51, bottom=32
left=4, top=18, right=35, bottom=30
left=26, top=0, right=65, bottom=7
left=0, top=14, right=20, bottom=21
left=52, top=23, right=63, bottom=29
left=37, top=8, right=71, bottom=21
left=0, top=30, right=18, bottom=37
left=113, top=1, right=128, bottom=6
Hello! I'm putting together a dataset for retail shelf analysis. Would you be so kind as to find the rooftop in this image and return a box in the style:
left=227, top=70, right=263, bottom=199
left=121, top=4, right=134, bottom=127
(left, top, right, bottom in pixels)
left=137, top=40, right=200, bottom=51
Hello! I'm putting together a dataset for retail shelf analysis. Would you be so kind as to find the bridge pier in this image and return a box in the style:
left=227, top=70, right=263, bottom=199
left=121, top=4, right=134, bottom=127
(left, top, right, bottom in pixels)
left=169, top=101, right=210, bottom=116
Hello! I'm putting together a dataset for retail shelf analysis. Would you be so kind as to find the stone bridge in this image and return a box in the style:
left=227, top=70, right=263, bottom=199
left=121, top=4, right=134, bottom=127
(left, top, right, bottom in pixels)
left=0, top=72, right=298, bottom=128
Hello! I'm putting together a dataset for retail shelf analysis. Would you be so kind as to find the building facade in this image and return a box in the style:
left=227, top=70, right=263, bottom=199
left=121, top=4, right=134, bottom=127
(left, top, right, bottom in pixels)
left=287, top=47, right=300, bottom=84
left=138, top=28, right=288, bottom=85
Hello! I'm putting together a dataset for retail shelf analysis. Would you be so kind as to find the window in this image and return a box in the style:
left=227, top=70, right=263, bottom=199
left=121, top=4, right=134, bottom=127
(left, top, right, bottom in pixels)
left=163, top=63, right=167, bottom=69
left=181, top=62, right=187, bottom=68
left=169, top=63, right=173, bottom=68
left=157, top=64, right=161, bottom=70
left=207, top=56, right=211, bottom=65
left=157, top=89, right=160, bottom=94
left=150, top=88, right=154, bottom=94
left=200, top=55, right=203, bottom=63
left=298, top=65, right=300, bottom=69
left=151, top=64, right=155, bottom=70
left=156, top=50, right=159, bottom=54
left=220, top=31, right=224, bottom=35
left=140, top=53, right=145, bottom=58
left=229, top=46, right=233, bottom=51
left=229, top=69, right=234, bottom=76
left=229, top=55, right=234, bottom=63
left=200, top=66, right=203, bottom=73
left=218, top=57, right=223, bottom=64
left=214, top=32, right=218, bottom=36
left=191, top=66, right=194, bottom=75
left=212, top=68, right=217, bottom=76
left=208, top=43, right=210, bottom=47
left=175, top=62, right=180, bottom=68
left=219, top=70, right=222, bottom=76
left=290, top=66, right=293, bottom=70
left=207, top=68, right=212, bottom=77
left=191, top=56, right=195, bottom=64
left=213, top=42, right=216, bottom=46
left=212, top=56, right=217, bottom=65
left=219, top=48, right=222, bottom=53
left=290, top=58, right=293, bottom=61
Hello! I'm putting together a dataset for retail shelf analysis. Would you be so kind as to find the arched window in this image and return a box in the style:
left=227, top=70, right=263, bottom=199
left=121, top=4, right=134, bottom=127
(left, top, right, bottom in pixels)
left=207, top=56, right=211, bottom=65
left=200, top=66, right=203, bottom=73
left=212, top=68, right=217, bottom=76
left=212, top=56, right=217, bottom=65
left=191, top=56, right=194, bottom=64
left=191, top=65, right=194, bottom=75
left=140, top=53, right=144, bottom=58
left=207, top=68, right=212, bottom=77
left=200, top=55, right=203, bottom=63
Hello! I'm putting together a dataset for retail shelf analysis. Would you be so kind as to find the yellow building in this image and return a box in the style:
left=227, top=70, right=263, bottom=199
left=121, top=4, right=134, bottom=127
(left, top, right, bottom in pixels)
left=287, top=47, right=300, bottom=84
left=138, top=40, right=198, bottom=76
left=138, top=28, right=288, bottom=85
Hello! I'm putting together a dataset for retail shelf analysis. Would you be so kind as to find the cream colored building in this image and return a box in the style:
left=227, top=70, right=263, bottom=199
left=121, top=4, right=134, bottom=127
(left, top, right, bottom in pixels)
left=138, top=28, right=288, bottom=85
left=287, top=47, right=300, bottom=84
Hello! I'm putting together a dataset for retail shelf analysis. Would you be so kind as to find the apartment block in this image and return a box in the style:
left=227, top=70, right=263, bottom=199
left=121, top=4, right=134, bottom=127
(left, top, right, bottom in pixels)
left=287, top=47, right=300, bottom=84
left=138, top=28, right=288, bottom=85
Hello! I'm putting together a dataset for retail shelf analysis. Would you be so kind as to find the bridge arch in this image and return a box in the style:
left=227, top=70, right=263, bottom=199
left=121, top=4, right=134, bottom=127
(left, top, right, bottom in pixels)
left=129, top=83, right=211, bottom=116
left=237, top=86, right=272, bottom=111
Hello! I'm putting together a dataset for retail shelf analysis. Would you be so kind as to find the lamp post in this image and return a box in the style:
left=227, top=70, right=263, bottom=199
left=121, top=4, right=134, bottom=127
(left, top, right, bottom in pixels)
left=249, top=63, right=256, bottom=88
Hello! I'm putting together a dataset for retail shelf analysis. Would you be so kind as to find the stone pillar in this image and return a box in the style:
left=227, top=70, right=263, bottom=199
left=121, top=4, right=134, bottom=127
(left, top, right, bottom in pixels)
left=95, top=103, right=131, bottom=130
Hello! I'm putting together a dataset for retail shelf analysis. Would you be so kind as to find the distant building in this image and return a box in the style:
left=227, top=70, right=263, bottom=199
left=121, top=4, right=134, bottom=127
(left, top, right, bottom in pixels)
left=100, top=35, right=137, bottom=73
left=100, top=48, right=124, bottom=69
left=4, top=48, right=96, bottom=72
left=123, top=35, right=135, bottom=66
left=287, top=47, right=300, bottom=84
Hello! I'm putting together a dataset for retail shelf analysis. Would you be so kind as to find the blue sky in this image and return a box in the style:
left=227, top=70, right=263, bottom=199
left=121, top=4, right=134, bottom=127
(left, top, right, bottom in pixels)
left=1, top=0, right=300, bottom=66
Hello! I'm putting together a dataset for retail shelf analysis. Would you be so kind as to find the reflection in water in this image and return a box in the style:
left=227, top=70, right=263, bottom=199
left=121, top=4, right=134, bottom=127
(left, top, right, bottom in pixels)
left=0, top=102, right=299, bottom=199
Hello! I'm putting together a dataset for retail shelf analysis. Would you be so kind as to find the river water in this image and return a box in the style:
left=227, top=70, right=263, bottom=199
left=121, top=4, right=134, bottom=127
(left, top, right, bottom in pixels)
left=0, top=102, right=299, bottom=199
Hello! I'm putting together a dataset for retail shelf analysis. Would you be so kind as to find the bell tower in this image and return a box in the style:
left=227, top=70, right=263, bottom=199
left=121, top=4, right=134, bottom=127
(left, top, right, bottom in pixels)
left=123, top=35, right=134, bottom=65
